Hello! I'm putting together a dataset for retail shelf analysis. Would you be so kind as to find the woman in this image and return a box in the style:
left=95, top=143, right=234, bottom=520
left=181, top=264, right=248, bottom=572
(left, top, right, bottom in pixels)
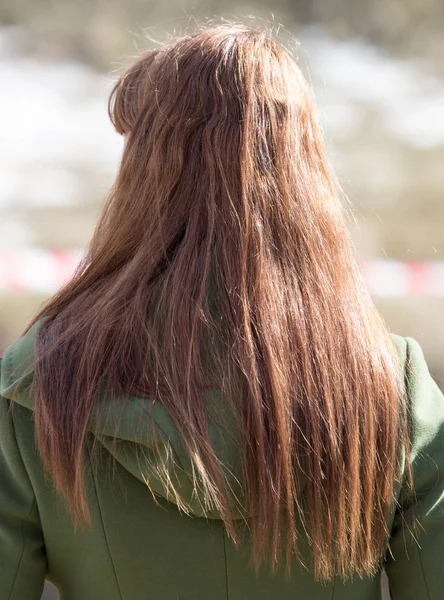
left=1, top=24, right=443, bottom=600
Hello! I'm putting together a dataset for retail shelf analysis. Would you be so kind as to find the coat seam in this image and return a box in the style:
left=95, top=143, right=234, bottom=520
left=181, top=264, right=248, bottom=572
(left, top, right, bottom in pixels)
left=416, top=544, right=432, bottom=600
left=222, top=529, right=230, bottom=600
left=7, top=496, right=38, bottom=600
left=86, top=441, right=124, bottom=600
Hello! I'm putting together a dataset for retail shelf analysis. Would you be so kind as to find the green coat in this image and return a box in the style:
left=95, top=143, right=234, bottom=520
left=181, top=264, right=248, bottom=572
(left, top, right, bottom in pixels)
left=1, top=320, right=444, bottom=599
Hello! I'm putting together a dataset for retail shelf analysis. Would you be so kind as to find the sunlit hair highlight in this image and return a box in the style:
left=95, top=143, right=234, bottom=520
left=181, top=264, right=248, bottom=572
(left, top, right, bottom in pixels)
left=24, top=24, right=411, bottom=582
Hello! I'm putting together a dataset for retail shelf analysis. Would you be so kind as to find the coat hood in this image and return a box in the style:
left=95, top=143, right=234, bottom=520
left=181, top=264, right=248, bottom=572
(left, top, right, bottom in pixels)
left=0, top=320, right=245, bottom=521
left=1, top=319, right=408, bottom=524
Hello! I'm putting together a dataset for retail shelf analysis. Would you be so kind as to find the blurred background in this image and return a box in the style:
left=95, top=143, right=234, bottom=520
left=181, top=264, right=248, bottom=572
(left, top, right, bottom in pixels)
left=0, top=1, right=442, bottom=599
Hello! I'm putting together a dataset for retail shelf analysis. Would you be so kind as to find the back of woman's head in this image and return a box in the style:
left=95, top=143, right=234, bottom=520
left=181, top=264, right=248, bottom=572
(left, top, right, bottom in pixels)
left=26, top=24, right=410, bottom=582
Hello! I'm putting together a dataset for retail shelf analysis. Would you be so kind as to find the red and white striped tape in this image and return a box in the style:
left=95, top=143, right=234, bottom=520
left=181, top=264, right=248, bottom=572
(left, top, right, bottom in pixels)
left=0, top=250, right=443, bottom=297
left=360, top=259, right=444, bottom=297
left=0, top=249, right=83, bottom=294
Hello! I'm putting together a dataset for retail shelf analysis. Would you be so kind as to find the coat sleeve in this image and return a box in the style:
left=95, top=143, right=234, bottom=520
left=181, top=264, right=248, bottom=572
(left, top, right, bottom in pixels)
left=385, top=336, right=444, bottom=599
left=0, top=381, right=47, bottom=599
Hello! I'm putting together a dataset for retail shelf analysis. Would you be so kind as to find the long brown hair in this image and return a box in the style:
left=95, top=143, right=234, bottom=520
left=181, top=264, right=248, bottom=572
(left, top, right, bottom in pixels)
left=24, top=24, right=410, bottom=581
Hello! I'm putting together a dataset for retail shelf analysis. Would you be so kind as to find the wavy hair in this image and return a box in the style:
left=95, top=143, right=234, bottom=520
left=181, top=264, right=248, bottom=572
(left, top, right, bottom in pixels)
left=24, top=24, right=410, bottom=581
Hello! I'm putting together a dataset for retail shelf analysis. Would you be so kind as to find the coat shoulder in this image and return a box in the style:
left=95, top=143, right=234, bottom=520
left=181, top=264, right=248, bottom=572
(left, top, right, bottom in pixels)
left=0, top=320, right=44, bottom=408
